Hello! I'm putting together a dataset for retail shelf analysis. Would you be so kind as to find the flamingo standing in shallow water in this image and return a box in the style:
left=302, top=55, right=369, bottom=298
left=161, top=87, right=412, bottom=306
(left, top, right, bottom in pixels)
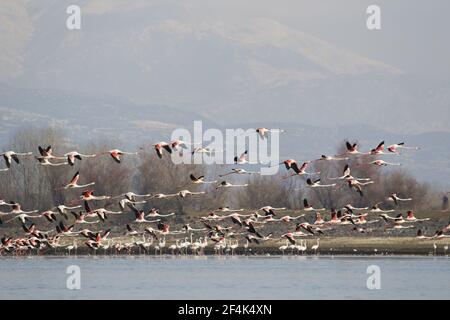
left=311, top=238, right=320, bottom=254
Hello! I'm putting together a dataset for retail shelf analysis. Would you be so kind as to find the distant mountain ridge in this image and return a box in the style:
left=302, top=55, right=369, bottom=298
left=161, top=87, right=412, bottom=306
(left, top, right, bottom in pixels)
left=2, top=2, right=448, bottom=135
left=1, top=85, right=449, bottom=187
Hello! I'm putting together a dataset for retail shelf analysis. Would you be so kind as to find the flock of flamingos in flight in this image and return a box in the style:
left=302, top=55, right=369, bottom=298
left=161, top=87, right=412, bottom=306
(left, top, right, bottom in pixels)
left=0, top=127, right=449, bottom=256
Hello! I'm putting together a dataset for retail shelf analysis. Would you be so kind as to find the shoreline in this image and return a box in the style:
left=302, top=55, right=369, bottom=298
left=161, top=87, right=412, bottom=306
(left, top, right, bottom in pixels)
left=1, top=237, right=448, bottom=257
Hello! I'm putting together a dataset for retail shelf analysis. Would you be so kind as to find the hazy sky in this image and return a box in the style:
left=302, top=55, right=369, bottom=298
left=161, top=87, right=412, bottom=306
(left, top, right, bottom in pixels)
left=1, top=0, right=449, bottom=134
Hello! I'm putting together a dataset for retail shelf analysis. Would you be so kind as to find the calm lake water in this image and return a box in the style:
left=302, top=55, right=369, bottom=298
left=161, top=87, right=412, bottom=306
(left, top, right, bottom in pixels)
left=0, top=255, right=449, bottom=299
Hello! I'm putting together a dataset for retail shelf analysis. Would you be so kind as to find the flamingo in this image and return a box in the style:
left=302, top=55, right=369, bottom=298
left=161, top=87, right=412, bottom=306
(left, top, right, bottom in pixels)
left=151, top=193, right=178, bottom=199
left=39, top=210, right=59, bottom=222
left=370, top=203, right=395, bottom=213
left=191, top=147, right=221, bottom=155
left=85, top=203, right=122, bottom=219
left=71, top=211, right=99, bottom=224
left=346, top=179, right=365, bottom=197
left=105, top=149, right=139, bottom=163
left=124, top=224, right=143, bottom=236
left=234, top=150, right=259, bottom=165
left=181, top=224, right=207, bottom=233
left=216, top=181, right=249, bottom=189
left=387, top=193, right=412, bottom=205
left=214, top=206, right=244, bottom=212
left=387, top=142, right=420, bottom=154
left=311, top=238, right=320, bottom=254
left=298, top=240, right=307, bottom=254
left=1, top=151, right=33, bottom=168
left=0, top=200, right=15, bottom=207
left=416, top=229, right=432, bottom=239
left=302, top=198, right=325, bottom=212
left=119, top=198, right=146, bottom=211
left=65, top=240, right=78, bottom=256
left=85, top=240, right=100, bottom=252
left=154, top=142, right=172, bottom=158
left=178, top=189, right=206, bottom=198
left=387, top=223, right=414, bottom=231
left=260, top=206, right=286, bottom=216
left=4, top=202, right=38, bottom=215
left=368, top=160, right=401, bottom=167
left=380, top=213, right=405, bottom=223
left=330, top=164, right=371, bottom=181
left=405, top=210, right=430, bottom=222
left=146, top=208, right=176, bottom=218
left=200, top=212, right=226, bottom=221
left=219, top=168, right=260, bottom=177
left=283, top=161, right=319, bottom=178
left=279, top=240, right=289, bottom=255
left=80, top=190, right=110, bottom=201
left=270, top=159, right=302, bottom=174
left=121, top=192, right=152, bottom=201
left=256, top=127, right=284, bottom=139
left=315, top=154, right=348, bottom=161
left=36, top=157, right=69, bottom=166
left=189, top=174, right=217, bottom=184
left=61, top=171, right=95, bottom=190
left=128, top=204, right=161, bottom=224
left=279, top=214, right=305, bottom=222
left=169, top=240, right=179, bottom=255
left=157, top=222, right=171, bottom=237
left=314, top=212, right=325, bottom=225
left=368, top=141, right=385, bottom=155
left=343, top=204, right=369, bottom=211
left=64, top=151, right=97, bottom=166
left=170, top=140, right=194, bottom=151
left=2, top=213, right=41, bottom=224
left=344, top=141, right=361, bottom=155
left=306, top=178, right=336, bottom=188
left=55, top=204, right=82, bottom=218
left=55, top=221, right=78, bottom=236
left=296, top=222, right=323, bottom=235
left=37, top=145, right=64, bottom=160
left=433, top=231, right=450, bottom=239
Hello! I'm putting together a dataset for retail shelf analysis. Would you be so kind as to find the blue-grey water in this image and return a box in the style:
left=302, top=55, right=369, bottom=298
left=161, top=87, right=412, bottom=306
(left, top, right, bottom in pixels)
left=0, top=255, right=449, bottom=299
